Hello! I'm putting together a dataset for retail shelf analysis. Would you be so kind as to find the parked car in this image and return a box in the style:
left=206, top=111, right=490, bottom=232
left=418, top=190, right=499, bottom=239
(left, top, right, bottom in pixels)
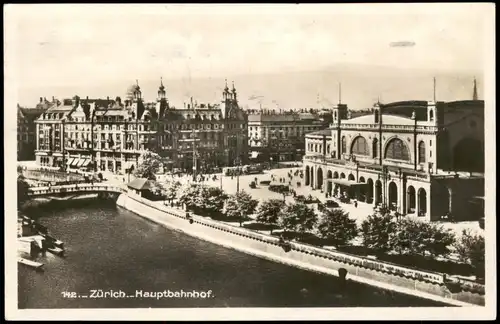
left=295, top=195, right=306, bottom=202
left=325, top=200, right=340, bottom=208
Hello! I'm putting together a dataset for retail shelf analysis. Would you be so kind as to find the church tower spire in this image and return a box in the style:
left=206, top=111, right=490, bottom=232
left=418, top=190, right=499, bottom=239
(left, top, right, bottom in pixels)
left=158, top=77, right=166, bottom=101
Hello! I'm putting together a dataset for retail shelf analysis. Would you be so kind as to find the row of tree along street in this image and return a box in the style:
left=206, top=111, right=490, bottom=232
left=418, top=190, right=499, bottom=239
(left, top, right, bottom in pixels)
left=153, top=178, right=484, bottom=281
left=129, top=150, right=485, bottom=281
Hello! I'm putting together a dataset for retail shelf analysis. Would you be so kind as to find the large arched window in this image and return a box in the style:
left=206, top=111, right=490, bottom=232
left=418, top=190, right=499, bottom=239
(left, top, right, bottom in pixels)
left=351, top=136, right=369, bottom=155
left=341, top=136, right=346, bottom=154
left=418, top=141, right=426, bottom=163
left=372, top=138, right=378, bottom=158
left=385, top=138, right=410, bottom=161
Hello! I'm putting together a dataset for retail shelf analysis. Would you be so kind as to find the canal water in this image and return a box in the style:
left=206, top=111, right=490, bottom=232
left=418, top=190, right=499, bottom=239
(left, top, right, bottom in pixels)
left=18, top=200, right=447, bottom=308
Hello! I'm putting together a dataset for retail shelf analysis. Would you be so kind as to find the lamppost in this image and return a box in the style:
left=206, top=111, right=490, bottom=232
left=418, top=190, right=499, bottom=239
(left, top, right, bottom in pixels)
left=236, top=132, right=241, bottom=193
left=61, top=119, right=66, bottom=172
left=191, top=128, right=199, bottom=182
left=379, top=165, right=390, bottom=209
left=90, top=109, right=97, bottom=173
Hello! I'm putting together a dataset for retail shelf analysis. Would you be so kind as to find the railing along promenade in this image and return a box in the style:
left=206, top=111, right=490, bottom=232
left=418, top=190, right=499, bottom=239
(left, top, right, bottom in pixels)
left=27, top=183, right=126, bottom=197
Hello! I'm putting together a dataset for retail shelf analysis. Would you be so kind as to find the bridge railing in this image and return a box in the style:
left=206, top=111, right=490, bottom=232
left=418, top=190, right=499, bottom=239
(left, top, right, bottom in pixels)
left=27, top=184, right=126, bottom=196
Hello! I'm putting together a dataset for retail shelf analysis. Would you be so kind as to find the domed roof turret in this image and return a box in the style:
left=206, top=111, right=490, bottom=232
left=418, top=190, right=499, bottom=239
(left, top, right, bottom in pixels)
left=159, top=77, right=165, bottom=91
left=126, top=80, right=142, bottom=100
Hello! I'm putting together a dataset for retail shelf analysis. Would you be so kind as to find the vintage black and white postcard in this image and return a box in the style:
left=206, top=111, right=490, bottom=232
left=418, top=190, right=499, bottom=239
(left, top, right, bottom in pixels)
left=4, top=3, right=496, bottom=321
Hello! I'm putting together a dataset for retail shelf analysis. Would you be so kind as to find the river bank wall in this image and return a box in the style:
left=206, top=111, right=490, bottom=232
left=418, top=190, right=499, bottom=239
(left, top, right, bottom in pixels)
left=116, top=193, right=484, bottom=307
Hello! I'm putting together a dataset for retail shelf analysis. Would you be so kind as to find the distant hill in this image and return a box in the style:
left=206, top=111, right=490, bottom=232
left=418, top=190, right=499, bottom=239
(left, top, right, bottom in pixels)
left=17, top=64, right=483, bottom=110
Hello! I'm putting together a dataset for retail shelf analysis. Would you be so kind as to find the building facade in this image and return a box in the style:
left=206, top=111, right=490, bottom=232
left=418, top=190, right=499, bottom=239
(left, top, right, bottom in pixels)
left=34, top=81, right=248, bottom=174
left=17, top=98, right=56, bottom=161
left=303, top=90, right=485, bottom=222
left=247, top=109, right=329, bottom=163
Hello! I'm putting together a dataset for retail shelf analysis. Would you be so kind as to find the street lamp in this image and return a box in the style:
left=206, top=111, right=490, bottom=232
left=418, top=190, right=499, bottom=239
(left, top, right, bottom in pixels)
left=236, top=133, right=241, bottom=193
left=190, top=128, right=199, bottom=182
left=379, top=165, right=390, bottom=209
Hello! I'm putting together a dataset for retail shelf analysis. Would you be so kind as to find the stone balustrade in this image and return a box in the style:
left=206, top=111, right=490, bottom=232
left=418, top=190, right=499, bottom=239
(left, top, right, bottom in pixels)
left=27, top=184, right=125, bottom=196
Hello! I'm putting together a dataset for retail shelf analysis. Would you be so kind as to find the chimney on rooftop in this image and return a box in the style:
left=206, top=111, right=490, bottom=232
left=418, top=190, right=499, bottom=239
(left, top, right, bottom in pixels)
left=39, top=97, right=43, bottom=103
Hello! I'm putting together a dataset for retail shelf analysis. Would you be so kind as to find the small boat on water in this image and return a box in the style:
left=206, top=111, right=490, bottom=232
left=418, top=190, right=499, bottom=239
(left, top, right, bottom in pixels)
left=42, top=234, right=65, bottom=249
left=47, top=247, right=65, bottom=257
left=18, top=257, right=44, bottom=271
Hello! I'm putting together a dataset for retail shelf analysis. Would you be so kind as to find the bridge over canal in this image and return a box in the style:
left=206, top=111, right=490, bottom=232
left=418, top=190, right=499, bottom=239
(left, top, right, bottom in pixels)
left=27, top=183, right=126, bottom=199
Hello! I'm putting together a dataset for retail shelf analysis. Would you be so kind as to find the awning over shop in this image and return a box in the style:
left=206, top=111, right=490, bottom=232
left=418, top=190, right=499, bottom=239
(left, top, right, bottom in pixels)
left=251, top=151, right=261, bottom=159
left=70, top=159, right=80, bottom=166
left=330, top=179, right=367, bottom=187
left=76, top=159, right=86, bottom=167
left=66, top=158, right=75, bottom=165
left=81, top=159, right=91, bottom=167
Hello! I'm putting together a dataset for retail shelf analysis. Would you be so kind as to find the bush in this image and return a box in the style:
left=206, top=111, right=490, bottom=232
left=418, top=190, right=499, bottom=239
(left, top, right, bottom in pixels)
left=268, top=184, right=289, bottom=193
left=454, top=229, right=485, bottom=279
left=325, top=200, right=340, bottom=208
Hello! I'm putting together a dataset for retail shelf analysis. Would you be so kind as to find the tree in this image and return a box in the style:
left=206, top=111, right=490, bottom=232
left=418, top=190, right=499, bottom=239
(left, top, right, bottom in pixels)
left=178, top=184, right=227, bottom=216
left=255, top=199, right=285, bottom=233
left=160, top=180, right=181, bottom=202
left=278, top=202, right=317, bottom=235
left=148, top=181, right=164, bottom=197
left=17, top=175, right=30, bottom=208
left=454, top=230, right=485, bottom=278
left=389, top=217, right=456, bottom=258
left=360, top=212, right=397, bottom=254
left=389, top=217, right=430, bottom=256
left=202, top=186, right=227, bottom=215
left=134, top=150, right=162, bottom=180
left=317, top=209, right=358, bottom=248
left=225, top=190, right=259, bottom=226
left=178, top=183, right=201, bottom=210
left=425, top=223, right=456, bottom=258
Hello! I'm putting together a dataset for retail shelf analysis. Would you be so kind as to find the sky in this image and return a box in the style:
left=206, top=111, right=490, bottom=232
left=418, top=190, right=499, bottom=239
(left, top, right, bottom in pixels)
left=5, top=4, right=492, bottom=108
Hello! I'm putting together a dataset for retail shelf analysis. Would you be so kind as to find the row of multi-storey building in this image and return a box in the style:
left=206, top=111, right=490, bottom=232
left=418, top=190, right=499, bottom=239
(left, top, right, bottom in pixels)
left=32, top=80, right=249, bottom=174
left=19, top=81, right=333, bottom=170
left=17, top=98, right=57, bottom=161
left=303, top=79, right=484, bottom=222
left=246, top=108, right=331, bottom=163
